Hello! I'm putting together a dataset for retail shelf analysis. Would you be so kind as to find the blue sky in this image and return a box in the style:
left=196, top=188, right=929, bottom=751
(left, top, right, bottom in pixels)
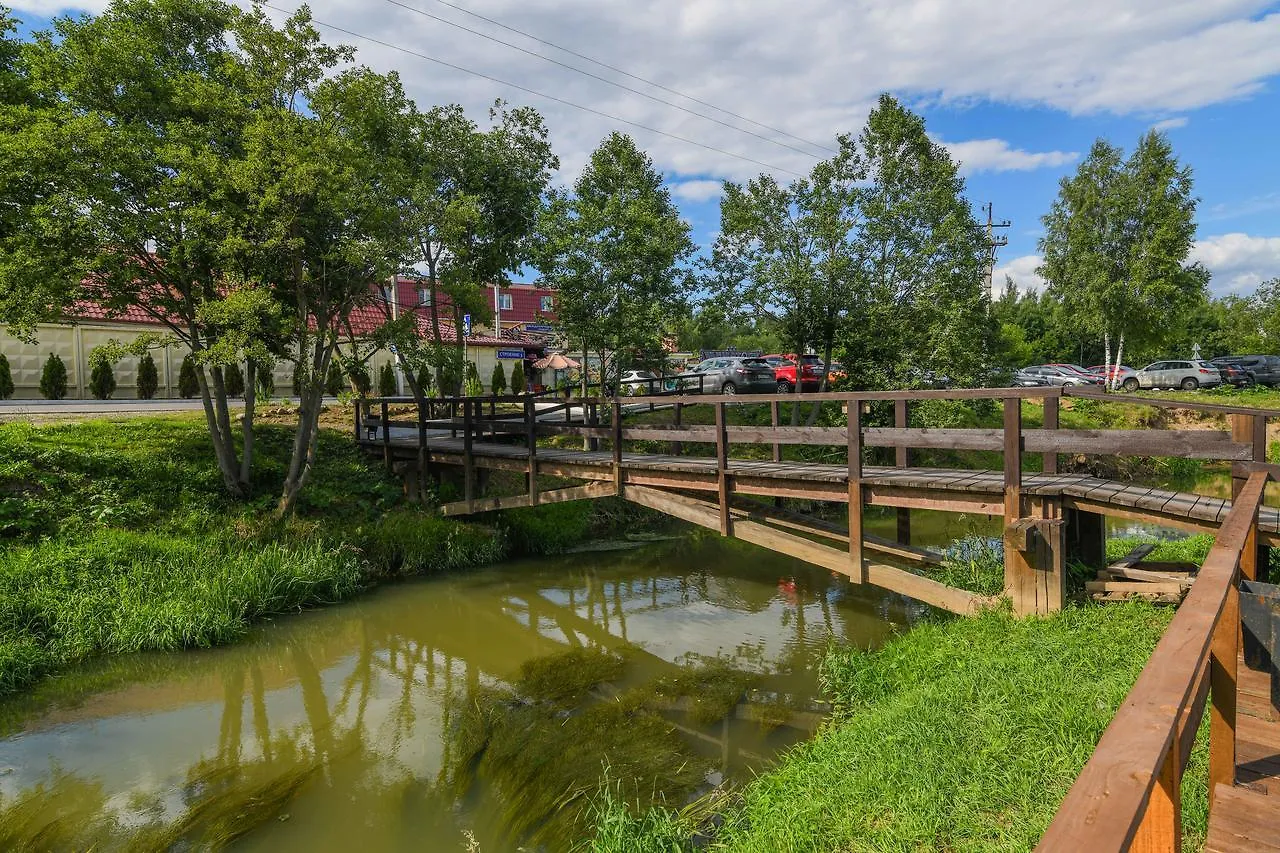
left=8, top=0, right=1280, bottom=295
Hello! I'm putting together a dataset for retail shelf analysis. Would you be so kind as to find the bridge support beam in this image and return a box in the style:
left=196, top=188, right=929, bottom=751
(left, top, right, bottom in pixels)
left=1004, top=504, right=1067, bottom=616
left=1064, top=507, right=1106, bottom=570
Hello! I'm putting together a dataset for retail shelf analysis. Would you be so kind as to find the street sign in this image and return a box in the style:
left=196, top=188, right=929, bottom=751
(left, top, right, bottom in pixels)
left=462, top=314, right=471, bottom=337
left=496, top=349, right=526, bottom=360
left=524, top=323, right=554, bottom=333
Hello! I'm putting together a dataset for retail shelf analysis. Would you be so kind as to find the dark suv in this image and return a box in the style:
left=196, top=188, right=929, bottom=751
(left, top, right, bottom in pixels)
left=1211, top=355, right=1280, bottom=387
left=688, top=357, right=777, bottom=394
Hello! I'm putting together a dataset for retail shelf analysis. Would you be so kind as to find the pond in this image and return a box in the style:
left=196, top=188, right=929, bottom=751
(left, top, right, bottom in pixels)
left=0, top=526, right=954, bottom=852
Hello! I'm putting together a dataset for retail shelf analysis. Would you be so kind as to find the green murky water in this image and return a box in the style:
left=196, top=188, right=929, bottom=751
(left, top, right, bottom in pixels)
left=0, top=527, right=947, bottom=852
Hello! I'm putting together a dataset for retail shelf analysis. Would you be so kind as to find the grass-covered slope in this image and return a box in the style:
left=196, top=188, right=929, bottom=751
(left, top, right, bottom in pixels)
left=590, top=602, right=1203, bottom=852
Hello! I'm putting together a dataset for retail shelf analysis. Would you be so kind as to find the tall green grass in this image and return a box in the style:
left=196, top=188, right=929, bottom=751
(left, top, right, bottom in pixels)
left=592, top=602, right=1192, bottom=852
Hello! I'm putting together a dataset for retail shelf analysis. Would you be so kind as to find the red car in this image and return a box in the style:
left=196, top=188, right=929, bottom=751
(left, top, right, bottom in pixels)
left=762, top=354, right=824, bottom=392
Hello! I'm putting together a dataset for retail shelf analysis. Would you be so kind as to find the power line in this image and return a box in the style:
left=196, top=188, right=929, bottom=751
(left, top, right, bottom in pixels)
left=412, top=0, right=838, bottom=156
left=258, top=3, right=808, bottom=178
left=381, top=0, right=825, bottom=161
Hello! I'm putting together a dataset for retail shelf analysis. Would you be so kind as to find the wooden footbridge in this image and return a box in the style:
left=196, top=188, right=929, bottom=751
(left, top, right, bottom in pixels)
left=355, top=385, right=1280, bottom=851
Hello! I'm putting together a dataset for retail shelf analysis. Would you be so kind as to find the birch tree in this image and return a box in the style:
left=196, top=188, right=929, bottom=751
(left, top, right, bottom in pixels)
left=1038, top=132, right=1200, bottom=388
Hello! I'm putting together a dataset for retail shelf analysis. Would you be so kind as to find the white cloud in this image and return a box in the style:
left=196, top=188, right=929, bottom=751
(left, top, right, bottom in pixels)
left=1203, top=192, right=1280, bottom=222
left=670, top=179, right=724, bottom=202
left=992, top=254, right=1045, bottom=295
left=1191, top=233, right=1280, bottom=293
left=7, top=1, right=1280, bottom=189
left=1152, top=116, right=1189, bottom=130
left=941, top=138, right=1078, bottom=175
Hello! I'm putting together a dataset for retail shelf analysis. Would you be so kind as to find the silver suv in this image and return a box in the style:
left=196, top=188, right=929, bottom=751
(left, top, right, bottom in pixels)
left=1122, top=360, right=1223, bottom=391
left=688, top=357, right=776, bottom=394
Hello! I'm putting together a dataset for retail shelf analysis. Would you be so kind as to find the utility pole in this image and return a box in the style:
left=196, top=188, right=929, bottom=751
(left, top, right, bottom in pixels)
left=982, top=202, right=1011, bottom=296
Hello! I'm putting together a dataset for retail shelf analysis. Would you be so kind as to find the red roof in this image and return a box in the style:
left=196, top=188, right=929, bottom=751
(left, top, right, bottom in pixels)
left=391, top=277, right=556, bottom=324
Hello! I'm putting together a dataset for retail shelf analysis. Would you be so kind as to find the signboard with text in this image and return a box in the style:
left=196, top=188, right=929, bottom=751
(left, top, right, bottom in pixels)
left=496, top=349, right=526, bottom=360
left=524, top=324, right=555, bottom=333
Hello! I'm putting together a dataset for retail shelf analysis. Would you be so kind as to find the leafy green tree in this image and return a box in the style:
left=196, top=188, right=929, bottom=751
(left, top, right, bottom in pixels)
left=222, top=361, right=244, bottom=397
left=0, top=352, right=12, bottom=399
left=135, top=352, right=159, bottom=399
left=324, top=359, right=344, bottom=396
left=378, top=361, right=398, bottom=397
left=510, top=360, right=525, bottom=395
left=177, top=354, right=199, bottom=399
left=538, top=133, right=694, bottom=391
left=1038, top=132, right=1201, bottom=387
left=88, top=357, right=116, bottom=400
left=39, top=353, right=67, bottom=399
left=490, top=361, right=507, bottom=394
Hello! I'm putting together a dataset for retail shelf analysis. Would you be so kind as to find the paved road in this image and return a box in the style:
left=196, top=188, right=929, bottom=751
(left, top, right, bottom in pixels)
left=0, top=397, right=314, bottom=419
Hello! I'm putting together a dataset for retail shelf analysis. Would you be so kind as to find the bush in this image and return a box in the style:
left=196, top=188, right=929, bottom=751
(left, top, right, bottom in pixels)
left=222, top=362, right=244, bottom=397
left=325, top=360, right=344, bottom=396
left=497, top=501, right=593, bottom=555
left=88, top=360, right=116, bottom=400
left=177, top=354, right=199, bottom=399
left=0, top=353, right=13, bottom=400
left=358, top=510, right=505, bottom=578
left=348, top=362, right=371, bottom=396
left=463, top=361, right=483, bottom=396
left=255, top=361, right=275, bottom=399
left=378, top=362, right=398, bottom=397
left=136, top=353, right=159, bottom=399
left=491, top=361, right=507, bottom=395
left=39, top=353, right=68, bottom=400
left=511, top=360, right=526, bottom=394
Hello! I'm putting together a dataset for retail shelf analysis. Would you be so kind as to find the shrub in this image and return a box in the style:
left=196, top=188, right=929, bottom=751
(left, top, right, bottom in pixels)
left=511, top=360, right=526, bottom=394
left=88, top=359, right=116, bottom=400
left=39, top=353, right=68, bottom=400
left=463, top=361, right=482, bottom=396
left=378, top=362, right=398, bottom=397
left=414, top=367, right=433, bottom=397
left=491, top=361, right=507, bottom=395
left=0, top=353, right=13, bottom=400
left=359, top=510, right=505, bottom=577
left=255, top=361, right=275, bottom=399
left=324, top=360, right=344, bottom=396
left=136, top=353, right=159, bottom=399
left=348, top=362, right=371, bottom=396
left=498, top=501, right=593, bottom=555
left=177, top=354, right=199, bottom=399
left=222, top=362, right=244, bottom=397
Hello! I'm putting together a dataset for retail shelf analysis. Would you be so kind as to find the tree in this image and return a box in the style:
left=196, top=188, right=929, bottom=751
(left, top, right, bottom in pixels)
left=510, top=360, right=525, bottom=395
left=39, top=353, right=67, bottom=399
left=178, top=354, right=199, bottom=399
left=538, top=133, right=694, bottom=391
left=89, top=357, right=116, bottom=400
left=1038, top=132, right=1200, bottom=388
left=223, top=362, right=244, bottom=397
left=378, top=362, right=398, bottom=397
left=490, top=361, right=507, bottom=395
left=0, top=352, right=12, bottom=399
left=324, top=359, right=344, bottom=396
left=135, top=352, right=159, bottom=399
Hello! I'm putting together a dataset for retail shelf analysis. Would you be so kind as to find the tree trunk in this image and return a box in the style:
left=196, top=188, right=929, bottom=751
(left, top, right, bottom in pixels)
left=1103, top=331, right=1112, bottom=392
left=240, top=360, right=257, bottom=487
left=1113, top=334, right=1126, bottom=392
left=805, top=337, right=835, bottom=427
left=195, top=360, right=247, bottom=498
left=278, top=334, right=334, bottom=517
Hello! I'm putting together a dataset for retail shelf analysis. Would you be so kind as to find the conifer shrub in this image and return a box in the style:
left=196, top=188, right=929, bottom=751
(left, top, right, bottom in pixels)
left=223, top=362, right=244, bottom=397
left=463, top=361, right=482, bottom=396
left=511, top=360, right=526, bottom=395
left=325, top=360, right=344, bottom=396
left=256, top=361, right=275, bottom=399
left=348, top=362, right=371, bottom=396
left=89, top=359, right=116, bottom=400
left=39, top=354, right=68, bottom=400
left=378, top=362, right=398, bottom=397
left=491, top=361, right=507, bottom=395
left=136, top=353, right=158, bottom=399
left=0, top=353, right=13, bottom=400
left=177, top=355, right=199, bottom=399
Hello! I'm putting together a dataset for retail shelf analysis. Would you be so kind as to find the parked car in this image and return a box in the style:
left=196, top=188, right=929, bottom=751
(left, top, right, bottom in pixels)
left=1211, top=355, right=1280, bottom=387
left=825, top=362, right=848, bottom=384
left=619, top=369, right=661, bottom=396
left=1121, top=360, right=1223, bottom=391
left=689, top=357, right=777, bottom=394
left=1020, top=365, right=1104, bottom=387
left=1213, top=361, right=1254, bottom=387
left=761, top=354, right=823, bottom=392
left=1010, top=368, right=1052, bottom=387
left=1085, top=364, right=1137, bottom=382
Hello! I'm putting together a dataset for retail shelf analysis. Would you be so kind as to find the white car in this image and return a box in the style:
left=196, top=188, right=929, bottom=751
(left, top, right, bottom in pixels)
left=619, top=370, right=661, bottom=395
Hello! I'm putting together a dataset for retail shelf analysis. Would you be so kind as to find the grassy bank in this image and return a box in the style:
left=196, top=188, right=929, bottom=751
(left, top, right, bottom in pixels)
left=0, top=415, right=625, bottom=697
left=590, top=602, right=1201, bottom=852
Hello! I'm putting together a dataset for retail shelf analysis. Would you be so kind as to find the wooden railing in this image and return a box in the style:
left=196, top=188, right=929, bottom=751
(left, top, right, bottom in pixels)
left=1037, top=468, right=1270, bottom=851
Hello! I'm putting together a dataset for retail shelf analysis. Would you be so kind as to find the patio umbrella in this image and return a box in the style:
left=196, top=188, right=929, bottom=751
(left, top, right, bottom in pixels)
left=531, top=353, right=580, bottom=370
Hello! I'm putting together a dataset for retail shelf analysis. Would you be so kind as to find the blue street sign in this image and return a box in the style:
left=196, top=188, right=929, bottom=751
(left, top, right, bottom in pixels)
left=462, top=314, right=471, bottom=337
left=524, top=324, right=554, bottom=333
left=496, top=349, right=526, bottom=360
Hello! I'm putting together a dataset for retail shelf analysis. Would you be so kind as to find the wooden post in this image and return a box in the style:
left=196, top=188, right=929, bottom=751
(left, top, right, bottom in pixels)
left=1233, top=413, right=1269, bottom=581
left=463, top=399, right=475, bottom=512
left=417, top=398, right=428, bottom=503
left=847, top=398, right=864, bottom=583
left=894, top=398, right=911, bottom=545
left=354, top=399, right=363, bottom=443
left=489, top=398, right=497, bottom=439
left=526, top=396, right=539, bottom=506
left=715, top=401, right=730, bottom=536
left=1209, top=563, right=1240, bottom=797
left=771, top=400, right=783, bottom=463
left=589, top=402, right=600, bottom=453
left=673, top=402, right=683, bottom=456
left=381, top=400, right=392, bottom=473
left=1132, top=741, right=1182, bottom=853
left=612, top=399, right=623, bottom=494
left=1042, top=395, right=1059, bottom=475
left=1065, top=507, right=1106, bottom=570
left=1002, top=397, right=1032, bottom=614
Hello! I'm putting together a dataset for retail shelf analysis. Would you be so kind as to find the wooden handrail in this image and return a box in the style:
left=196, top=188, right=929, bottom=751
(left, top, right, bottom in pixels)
left=1036, top=469, right=1269, bottom=852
